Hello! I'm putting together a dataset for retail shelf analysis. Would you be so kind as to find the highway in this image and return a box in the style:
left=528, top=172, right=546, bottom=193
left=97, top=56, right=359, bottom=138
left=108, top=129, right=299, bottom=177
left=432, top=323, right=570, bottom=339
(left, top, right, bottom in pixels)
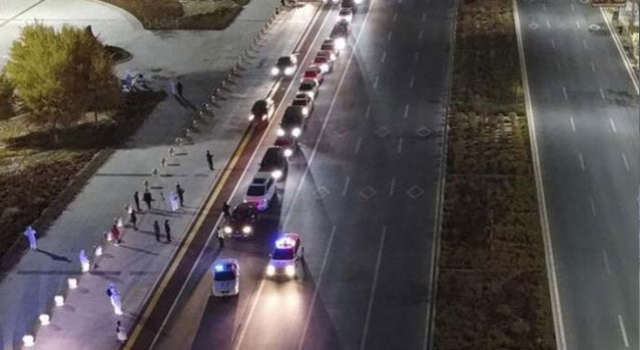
left=133, top=0, right=457, bottom=349
left=516, top=1, right=639, bottom=349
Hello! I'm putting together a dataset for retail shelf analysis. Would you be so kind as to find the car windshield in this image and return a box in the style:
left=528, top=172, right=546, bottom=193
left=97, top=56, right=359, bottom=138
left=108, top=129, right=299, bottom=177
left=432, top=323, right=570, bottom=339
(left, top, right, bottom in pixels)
left=231, top=207, right=250, bottom=221
left=247, top=185, right=265, bottom=196
left=261, top=150, right=280, bottom=167
left=282, top=108, right=303, bottom=126
left=277, top=57, right=292, bottom=66
left=214, top=270, right=236, bottom=281
left=291, top=99, right=307, bottom=107
left=321, top=44, right=333, bottom=51
left=340, top=9, right=351, bottom=15
left=299, top=83, right=314, bottom=91
left=273, top=248, right=294, bottom=260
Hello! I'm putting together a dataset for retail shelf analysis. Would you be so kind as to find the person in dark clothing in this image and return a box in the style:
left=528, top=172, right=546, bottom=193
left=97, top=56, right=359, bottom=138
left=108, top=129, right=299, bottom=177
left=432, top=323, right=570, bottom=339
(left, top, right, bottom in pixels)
left=176, top=81, right=183, bottom=98
left=176, top=183, right=184, bottom=207
left=222, top=202, right=231, bottom=219
left=217, top=227, right=224, bottom=248
left=164, top=220, right=171, bottom=243
left=206, top=150, right=214, bottom=171
left=134, top=191, right=141, bottom=211
left=143, top=190, right=153, bottom=210
left=130, top=211, right=138, bottom=231
left=153, top=220, right=161, bottom=242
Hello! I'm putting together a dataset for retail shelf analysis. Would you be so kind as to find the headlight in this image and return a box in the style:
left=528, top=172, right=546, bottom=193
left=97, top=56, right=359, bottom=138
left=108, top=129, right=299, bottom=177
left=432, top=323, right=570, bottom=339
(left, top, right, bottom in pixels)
left=330, top=53, right=336, bottom=61
left=335, top=38, right=346, bottom=50
left=248, top=114, right=255, bottom=121
left=271, top=67, right=279, bottom=76
left=284, top=148, right=293, bottom=157
left=266, top=265, right=275, bottom=276
left=224, top=226, right=232, bottom=234
left=320, top=63, right=329, bottom=72
left=301, top=107, right=309, bottom=116
left=271, top=170, right=283, bottom=179
left=292, top=127, right=302, bottom=138
left=285, top=67, right=295, bottom=75
left=285, top=265, right=295, bottom=277
left=277, top=128, right=285, bottom=137
left=242, top=225, right=252, bottom=234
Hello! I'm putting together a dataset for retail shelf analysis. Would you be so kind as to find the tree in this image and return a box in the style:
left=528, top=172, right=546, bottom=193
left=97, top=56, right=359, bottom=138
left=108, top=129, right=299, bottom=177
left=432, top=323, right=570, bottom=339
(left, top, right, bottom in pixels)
left=84, top=27, right=122, bottom=126
left=4, top=23, right=121, bottom=141
left=0, top=72, right=14, bottom=120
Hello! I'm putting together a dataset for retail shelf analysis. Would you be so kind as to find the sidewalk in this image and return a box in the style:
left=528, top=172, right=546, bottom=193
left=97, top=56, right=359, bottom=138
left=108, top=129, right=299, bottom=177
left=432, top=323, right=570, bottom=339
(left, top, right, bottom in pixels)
left=0, top=1, right=318, bottom=349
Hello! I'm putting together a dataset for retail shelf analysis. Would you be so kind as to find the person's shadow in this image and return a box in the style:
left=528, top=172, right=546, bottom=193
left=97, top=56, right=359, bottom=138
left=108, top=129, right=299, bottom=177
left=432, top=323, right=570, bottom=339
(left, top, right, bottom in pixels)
left=35, top=249, right=72, bottom=263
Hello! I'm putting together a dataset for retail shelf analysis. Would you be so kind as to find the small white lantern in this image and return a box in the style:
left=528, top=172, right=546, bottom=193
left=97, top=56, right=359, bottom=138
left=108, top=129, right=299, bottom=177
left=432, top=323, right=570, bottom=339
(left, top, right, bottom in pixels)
left=22, top=335, right=35, bottom=347
left=67, top=278, right=78, bottom=289
left=39, top=314, right=50, bottom=325
left=54, top=295, right=64, bottom=306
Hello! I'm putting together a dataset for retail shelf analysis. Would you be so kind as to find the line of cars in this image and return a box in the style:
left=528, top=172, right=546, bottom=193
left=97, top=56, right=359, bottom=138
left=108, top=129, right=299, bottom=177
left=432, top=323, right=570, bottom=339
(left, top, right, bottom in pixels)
left=211, top=0, right=357, bottom=297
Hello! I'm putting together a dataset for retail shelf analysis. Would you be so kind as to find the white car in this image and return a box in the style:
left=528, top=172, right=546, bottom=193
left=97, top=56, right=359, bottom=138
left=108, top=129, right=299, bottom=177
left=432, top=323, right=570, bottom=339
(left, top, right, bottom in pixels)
left=266, top=233, right=304, bottom=279
left=244, top=173, right=277, bottom=211
left=297, top=79, right=320, bottom=99
left=211, top=259, right=239, bottom=297
left=337, top=8, right=353, bottom=23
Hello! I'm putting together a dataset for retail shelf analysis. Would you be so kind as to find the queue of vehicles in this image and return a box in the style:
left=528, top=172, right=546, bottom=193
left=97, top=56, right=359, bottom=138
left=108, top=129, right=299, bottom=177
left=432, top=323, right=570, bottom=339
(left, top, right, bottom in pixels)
left=211, top=0, right=358, bottom=297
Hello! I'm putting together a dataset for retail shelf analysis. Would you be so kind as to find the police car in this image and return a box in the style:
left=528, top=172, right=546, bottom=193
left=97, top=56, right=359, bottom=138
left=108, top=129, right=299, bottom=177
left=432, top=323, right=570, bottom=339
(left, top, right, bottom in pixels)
left=266, top=233, right=304, bottom=279
left=211, top=259, right=240, bottom=297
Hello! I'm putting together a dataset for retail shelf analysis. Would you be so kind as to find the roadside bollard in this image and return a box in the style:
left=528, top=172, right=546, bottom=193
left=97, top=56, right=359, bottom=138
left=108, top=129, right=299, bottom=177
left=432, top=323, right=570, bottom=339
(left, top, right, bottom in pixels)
left=39, top=314, right=50, bottom=326
left=79, top=250, right=90, bottom=273
left=54, top=295, right=64, bottom=306
left=68, top=278, right=78, bottom=289
left=22, top=335, right=35, bottom=347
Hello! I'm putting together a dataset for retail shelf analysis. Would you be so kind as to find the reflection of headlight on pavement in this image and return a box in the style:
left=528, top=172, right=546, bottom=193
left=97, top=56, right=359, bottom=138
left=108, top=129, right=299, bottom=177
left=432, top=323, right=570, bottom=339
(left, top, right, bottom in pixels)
left=224, top=226, right=232, bottom=234
left=335, top=38, right=346, bottom=50
left=248, top=114, right=255, bottom=121
left=285, top=67, right=295, bottom=75
left=266, top=265, right=275, bottom=276
left=285, top=265, right=295, bottom=277
left=271, top=170, right=283, bottom=179
left=284, top=148, right=293, bottom=157
left=277, top=128, right=285, bottom=137
left=301, top=107, right=308, bottom=116
left=271, top=67, right=279, bottom=76
left=242, top=225, right=252, bottom=234
left=292, top=127, right=302, bottom=138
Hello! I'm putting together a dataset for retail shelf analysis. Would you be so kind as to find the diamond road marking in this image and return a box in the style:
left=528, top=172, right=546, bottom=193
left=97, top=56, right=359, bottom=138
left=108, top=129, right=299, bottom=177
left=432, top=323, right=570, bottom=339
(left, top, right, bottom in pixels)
left=416, top=127, right=432, bottom=137
left=336, top=127, right=348, bottom=137
left=588, top=24, right=601, bottom=32
left=359, top=186, right=377, bottom=200
left=314, top=186, right=330, bottom=199
left=406, top=185, right=425, bottom=199
left=529, top=22, right=539, bottom=30
left=375, top=127, right=390, bottom=138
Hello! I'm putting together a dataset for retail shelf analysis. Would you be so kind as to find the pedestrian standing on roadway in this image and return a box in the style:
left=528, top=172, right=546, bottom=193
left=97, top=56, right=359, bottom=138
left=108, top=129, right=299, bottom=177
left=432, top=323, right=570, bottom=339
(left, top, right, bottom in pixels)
left=217, top=227, right=225, bottom=248
left=143, top=189, right=153, bottom=210
left=176, top=183, right=185, bottom=207
left=154, top=220, right=161, bottom=242
left=206, top=150, right=214, bottom=170
left=222, top=202, right=231, bottom=219
left=23, top=226, right=37, bottom=250
left=106, top=284, right=123, bottom=315
left=130, top=210, right=138, bottom=231
left=164, top=220, right=172, bottom=243
left=134, top=191, right=141, bottom=211
left=116, top=321, right=128, bottom=343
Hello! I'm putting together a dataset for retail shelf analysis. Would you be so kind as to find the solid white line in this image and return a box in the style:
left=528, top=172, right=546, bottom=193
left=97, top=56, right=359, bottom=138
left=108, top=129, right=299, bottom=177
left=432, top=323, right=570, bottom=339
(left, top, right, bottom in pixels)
left=599, top=88, right=606, bottom=100
left=418, top=30, right=424, bottom=41
left=365, top=104, right=371, bottom=119
left=359, top=225, right=387, bottom=350
left=556, top=61, right=562, bottom=73
left=422, top=12, right=426, bottom=21
left=590, top=61, right=596, bottom=72
left=571, top=3, right=575, bottom=12
left=601, top=249, right=611, bottom=275
left=387, top=31, right=393, bottom=41
left=618, top=315, right=630, bottom=347
left=578, top=153, right=586, bottom=171
left=409, top=75, right=415, bottom=89
left=397, top=137, right=403, bottom=154
left=576, top=20, right=581, bottom=29
left=551, top=39, right=556, bottom=50
left=297, top=226, right=337, bottom=350
left=562, top=86, right=568, bottom=100
left=600, top=8, right=639, bottom=93
left=513, top=1, right=567, bottom=348
left=414, top=52, right=420, bottom=64
left=373, top=76, right=379, bottom=88
left=569, top=117, right=576, bottom=132
left=403, top=104, right=410, bottom=118
left=381, top=51, right=386, bottom=63
left=609, top=117, right=617, bottom=133
left=589, top=196, right=597, bottom=217
left=393, top=13, right=398, bottom=22
left=546, top=19, right=550, bottom=29
left=355, top=137, right=363, bottom=154
left=582, top=39, right=588, bottom=49
left=621, top=153, right=630, bottom=172
left=389, top=177, right=396, bottom=196
left=342, top=176, right=351, bottom=196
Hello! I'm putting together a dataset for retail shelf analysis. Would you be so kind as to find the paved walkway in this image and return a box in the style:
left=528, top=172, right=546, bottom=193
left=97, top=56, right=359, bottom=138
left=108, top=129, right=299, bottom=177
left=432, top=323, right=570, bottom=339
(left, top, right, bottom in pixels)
left=0, top=0, right=318, bottom=349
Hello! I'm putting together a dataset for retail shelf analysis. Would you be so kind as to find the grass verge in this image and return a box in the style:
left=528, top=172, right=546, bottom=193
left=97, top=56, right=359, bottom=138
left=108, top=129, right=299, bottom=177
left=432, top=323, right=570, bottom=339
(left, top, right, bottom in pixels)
left=434, top=0, right=555, bottom=348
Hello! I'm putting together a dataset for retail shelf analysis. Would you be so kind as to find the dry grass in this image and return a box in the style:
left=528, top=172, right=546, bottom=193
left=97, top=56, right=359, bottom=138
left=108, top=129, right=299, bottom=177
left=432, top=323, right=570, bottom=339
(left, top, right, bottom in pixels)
left=434, top=0, right=555, bottom=348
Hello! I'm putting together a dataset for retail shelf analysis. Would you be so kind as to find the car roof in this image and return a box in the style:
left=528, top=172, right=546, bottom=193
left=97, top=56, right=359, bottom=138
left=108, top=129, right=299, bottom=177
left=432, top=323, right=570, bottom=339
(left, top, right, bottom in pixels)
left=300, top=79, right=317, bottom=85
left=262, top=147, right=283, bottom=162
left=251, top=173, right=271, bottom=182
left=277, top=56, right=294, bottom=64
left=306, top=65, right=322, bottom=72
left=282, top=107, right=304, bottom=124
left=281, top=233, right=300, bottom=241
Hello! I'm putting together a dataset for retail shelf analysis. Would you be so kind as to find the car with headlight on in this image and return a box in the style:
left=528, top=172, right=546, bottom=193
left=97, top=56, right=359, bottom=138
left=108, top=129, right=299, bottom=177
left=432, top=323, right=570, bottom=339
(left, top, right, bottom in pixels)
left=249, top=98, right=275, bottom=126
left=291, top=95, right=314, bottom=117
left=275, top=106, right=306, bottom=157
left=337, top=8, right=353, bottom=23
left=313, top=55, right=334, bottom=73
left=271, top=55, right=298, bottom=77
left=321, top=39, right=341, bottom=57
left=222, top=202, right=259, bottom=237
left=317, top=49, right=337, bottom=62
left=258, top=146, right=288, bottom=181
left=297, top=79, right=320, bottom=99
left=330, top=22, right=350, bottom=49
left=211, top=259, right=240, bottom=297
left=265, top=233, right=304, bottom=279
left=244, top=173, right=277, bottom=211
left=341, top=0, right=361, bottom=12
left=303, top=65, right=324, bottom=84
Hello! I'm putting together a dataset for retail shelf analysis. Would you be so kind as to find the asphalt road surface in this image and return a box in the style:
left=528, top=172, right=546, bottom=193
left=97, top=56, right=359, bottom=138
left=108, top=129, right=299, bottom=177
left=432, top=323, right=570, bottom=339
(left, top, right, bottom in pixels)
left=139, top=0, right=457, bottom=349
left=517, top=1, right=639, bottom=349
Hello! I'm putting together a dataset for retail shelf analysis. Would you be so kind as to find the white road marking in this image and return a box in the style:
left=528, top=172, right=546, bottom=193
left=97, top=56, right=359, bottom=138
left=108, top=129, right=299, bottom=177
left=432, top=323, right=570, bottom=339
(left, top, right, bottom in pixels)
left=582, top=39, right=588, bottom=49
left=418, top=30, right=424, bottom=41
left=389, top=177, right=396, bottom=196
left=571, top=3, right=575, bottom=12
left=381, top=51, right=386, bottom=63
left=393, top=13, right=398, bottom=22
left=387, top=31, right=393, bottom=41
left=576, top=20, right=581, bottom=29
left=562, top=86, right=568, bottom=100
left=410, top=75, right=415, bottom=88
left=599, top=88, right=606, bottom=100
left=373, top=76, right=379, bottom=88
left=546, top=19, right=550, bottom=29
left=578, top=152, right=586, bottom=171
left=422, top=12, right=426, bottom=21
left=609, top=117, right=617, bottom=133
left=297, top=225, right=337, bottom=350
left=360, top=225, right=387, bottom=350
left=601, top=249, right=611, bottom=275
left=550, top=39, right=556, bottom=50
left=600, top=8, right=640, bottom=93
left=569, top=117, right=576, bottom=132
left=543, top=3, right=546, bottom=11
left=403, top=104, right=410, bottom=118
left=342, top=176, right=351, bottom=196
left=355, top=137, right=363, bottom=154
left=621, top=152, right=630, bottom=172
left=397, top=137, right=403, bottom=154
left=365, top=104, right=371, bottom=119
left=556, top=61, right=562, bottom=73
left=590, top=61, right=596, bottom=72
left=589, top=196, right=597, bottom=217
left=414, top=52, right=420, bottom=64
left=618, top=315, right=630, bottom=348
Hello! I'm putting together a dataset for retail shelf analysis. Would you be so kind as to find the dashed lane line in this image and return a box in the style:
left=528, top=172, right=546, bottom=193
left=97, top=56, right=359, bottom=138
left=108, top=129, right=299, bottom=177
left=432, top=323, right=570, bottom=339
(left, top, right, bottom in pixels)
left=359, top=225, right=387, bottom=350
left=342, top=176, right=351, bottom=196
left=570, top=117, right=576, bottom=132
left=618, top=315, right=630, bottom=348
